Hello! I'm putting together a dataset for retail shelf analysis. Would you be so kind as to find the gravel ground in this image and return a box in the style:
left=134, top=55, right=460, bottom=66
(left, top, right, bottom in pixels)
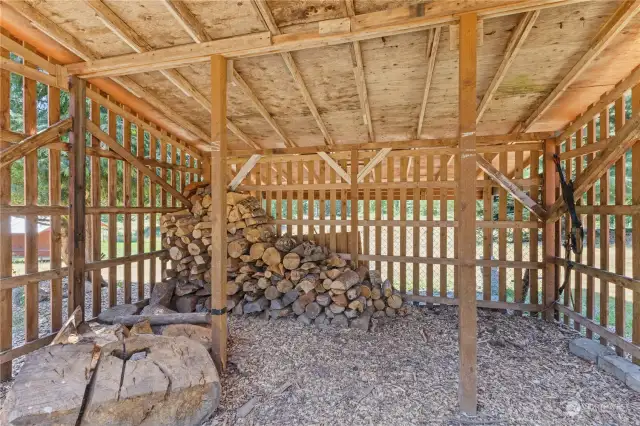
left=201, top=306, right=640, bottom=426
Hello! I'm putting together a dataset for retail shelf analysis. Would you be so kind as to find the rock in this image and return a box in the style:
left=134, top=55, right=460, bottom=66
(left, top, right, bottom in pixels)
left=150, top=279, right=176, bottom=307
left=350, top=311, right=372, bottom=331
left=569, top=338, right=615, bottom=363
left=141, top=304, right=177, bottom=315
left=130, top=319, right=153, bottom=335
left=97, top=304, right=140, bottom=323
left=1, top=344, right=97, bottom=425
left=597, top=355, right=640, bottom=382
left=175, top=294, right=199, bottom=313
left=331, top=313, right=349, bottom=329
left=162, top=324, right=212, bottom=351
left=83, top=335, right=220, bottom=426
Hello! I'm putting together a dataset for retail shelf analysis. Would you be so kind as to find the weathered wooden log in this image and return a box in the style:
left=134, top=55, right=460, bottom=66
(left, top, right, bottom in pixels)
left=274, top=235, right=298, bottom=252
left=276, top=279, right=294, bottom=293
left=228, top=238, right=250, bottom=258
left=368, top=270, right=382, bottom=286
left=387, top=294, right=403, bottom=309
left=265, top=286, right=282, bottom=300
left=283, top=252, right=301, bottom=270
left=330, top=270, right=360, bottom=291
left=316, top=293, right=331, bottom=307
left=382, top=279, right=393, bottom=298
left=331, top=293, right=348, bottom=307
left=262, top=247, right=282, bottom=266
left=169, top=246, right=188, bottom=261
left=244, top=224, right=275, bottom=243
left=109, top=313, right=210, bottom=326
left=244, top=297, right=269, bottom=314
left=305, top=302, right=322, bottom=319
left=348, top=296, right=366, bottom=313
left=373, top=299, right=386, bottom=311
left=346, top=285, right=361, bottom=301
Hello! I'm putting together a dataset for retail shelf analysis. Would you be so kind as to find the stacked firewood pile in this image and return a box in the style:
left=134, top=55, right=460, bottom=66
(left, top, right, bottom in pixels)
left=160, top=185, right=406, bottom=330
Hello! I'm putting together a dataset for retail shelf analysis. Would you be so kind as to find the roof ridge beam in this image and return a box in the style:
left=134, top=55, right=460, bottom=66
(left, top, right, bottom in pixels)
left=517, top=0, right=640, bottom=132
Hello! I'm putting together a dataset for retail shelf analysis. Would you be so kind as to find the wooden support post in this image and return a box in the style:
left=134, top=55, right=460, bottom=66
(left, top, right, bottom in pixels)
left=0, top=41, right=12, bottom=380
left=543, top=139, right=557, bottom=319
left=614, top=97, right=626, bottom=355
left=49, top=79, right=62, bottom=332
left=350, top=149, right=359, bottom=266
left=68, top=76, right=87, bottom=320
left=632, top=84, right=640, bottom=364
left=210, top=55, right=228, bottom=370
left=90, top=98, right=102, bottom=316
left=457, top=13, right=478, bottom=415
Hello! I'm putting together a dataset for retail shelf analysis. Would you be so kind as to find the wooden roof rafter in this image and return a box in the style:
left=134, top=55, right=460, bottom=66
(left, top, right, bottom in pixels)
left=345, top=0, right=374, bottom=142
left=7, top=0, right=210, bottom=152
left=416, top=27, right=441, bottom=138
left=251, top=0, right=334, bottom=146
left=516, top=0, right=640, bottom=132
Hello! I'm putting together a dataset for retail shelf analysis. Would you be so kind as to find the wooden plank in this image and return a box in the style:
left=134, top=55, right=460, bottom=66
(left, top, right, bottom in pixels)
left=417, top=28, right=441, bottom=137
left=318, top=152, right=350, bottom=183
left=307, top=159, right=315, bottom=239
left=477, top=10, right=538, bottom=122
left=350, top=149, right=359, bottom=265
left=90, top=98, right=101, bottom=317
left=529, top=148, right=540, bottom=314
left=427, top=155, right=434, bottom=296
left=0, top=118, right=71, bottom=169
left=387, top=157, right=395, bottom=283
left=161, top=0, right=210, bottom=44
left=413, top=155, right=421, bottom=295
left=123, top=117, right=132, bottom=304
left=476, top=154, right=546, bottom=219
left=48, top=79, right=62, bottom=332
left=440, top=154, right=448, bottom=297
left=108, top=107, right=117, bottom=307
left=137, top=125, right=145, bottom=301
left=614, top=97, right=626, bottom=355
left=23, top=48, right=38, bottom=342
left=149, top=131, right=157, bottom=295
left=0, top=40, right=13, bottom=380
left=498, top=152, right=507, bottom=303
left=453, top=147, right=459, bottom=298
left=68, top=76, right=87, bottom=320
left=547, top=110, right=640, bottom=222
left=374, top=161, right=382, bottom=272
left=520, top=0, right=640, bottom=131
left=574, top=129, right=583, bottom=330
left=330, top=162, right=337, bottom=252
left=514, top=150, right=524, bottom=310
left=632, top=84, right=640, bottom=364
left=287, top=161, right=293, bottom=235
left=228, top=154, right=262, bottom=191
left=297, top=161, right=304, bottom=238
left=457, top=13, right=478, bottom=415
left=64, top=0, right=592, bottom=76
left=407, top=295, right=542, bottom=312
left=319, top=161, right=326, bottom=245
left=399, top=157, right=407, bottom=293
left=357, top=148, right=391, bottom=182
left=557, top=64, right=640, bottom=143
left=585, top=119, right=596, bottom=337
left=210, top=55, right=228, bottom=370
left=482, top=167, right=492, bottom=301
left=276, top=162, right=283, bottom=237
left=543, top=140, right=557, bottom=320
left=86, top=120, right=192, bottom=206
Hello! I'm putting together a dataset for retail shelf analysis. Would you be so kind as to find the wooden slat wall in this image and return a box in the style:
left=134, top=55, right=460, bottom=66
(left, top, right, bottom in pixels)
left=233, top=144, right=543, bottom=307
left=555, top=87, right=639, bottom=358
left=0, top=41, right=196, bottom=374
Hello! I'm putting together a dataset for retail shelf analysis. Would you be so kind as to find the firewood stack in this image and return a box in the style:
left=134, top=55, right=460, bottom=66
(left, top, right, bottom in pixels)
left=160, top=186, right=406, bottom=331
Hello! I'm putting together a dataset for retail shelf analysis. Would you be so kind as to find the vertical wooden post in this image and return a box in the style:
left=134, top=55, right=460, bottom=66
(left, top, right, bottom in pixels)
left=210, top=54, right=228, bottom=370
left=614, top=97, right=625, bottom=355
left=0, top=39, right=13, bottom=380
left=457, top=12, right=478, bottom=415
left=543, top=139, right=557, bottom=320
left=123, top=117, right=132, bottom=304
left=49, top=75, right=62, bottom=332
left=108, top=107, right=117, bottom=307
left=90, top=98, right=102, bottom=316
left=350, top=149, right=359, bottom=266
left=68, top=76, right=87, bottom=320
left=631, top=84, right=639, bottom=364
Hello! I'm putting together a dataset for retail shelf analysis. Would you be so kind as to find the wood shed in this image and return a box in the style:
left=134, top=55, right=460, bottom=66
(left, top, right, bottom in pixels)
left=0, top=0, right=639, bottom=418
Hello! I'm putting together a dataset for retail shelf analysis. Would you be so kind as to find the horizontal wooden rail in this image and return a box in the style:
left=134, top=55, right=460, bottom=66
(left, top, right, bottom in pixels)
left=405, top=294, right=543, bottom=312
left=574, top=205, right=640, bottom=215
left=552, top=257, right=640, bottom=293
left=0, top=206, right=184, bottom=215
left=555, top=304, right=640, bottom=359
left=272, top=219, right=540, bottom=229
left=0, top=250, right=167, bottom=290
left=0, top=118, right=72, bottom=169
left=476, top=259, right=543, bottom=270
left=359, top=254, right=459, bottom=266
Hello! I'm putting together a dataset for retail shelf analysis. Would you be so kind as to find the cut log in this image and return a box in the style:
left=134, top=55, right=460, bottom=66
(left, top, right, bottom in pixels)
left=346, top=285, right=361, bottom=301
left=274, top=235, right=298, bottom=252
left=276, top=279, right=294, bottom=293
left=369, top=270, right=382, bottom=286
left=169, top=246, right=188, bottom=261
left=331, top=293, right=348, bottom=307
left=382, top=279, right=393, bottom=298
left=228, top=238, right=250, bottom=258
left=265, top=286, right=282, bottom=301
left=283, top=252, right=301, bottom=270
left=373, top=299, right=386, bottom=311
left=262, top=247, right=282, bottom=266
left=305, top=302, right=322, bottom=319
left=387, top=294, right=403, bottom=309
left=244, top=224, right=275, bottom=243
left=109, top=313, right=210, bottom=326
left=316, top=293, right=331, bottom=307
left=244, top=297, right=269, bottom=314
left=348, top=296, right=366, bottom=313
left=249, top=242, right=272, bottom=261
left=330, top=270, right=360, bottom=291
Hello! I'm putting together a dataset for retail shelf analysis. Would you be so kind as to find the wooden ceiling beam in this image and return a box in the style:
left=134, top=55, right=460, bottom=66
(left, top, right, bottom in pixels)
left=8, top=0, right=210, bottom=151
left=159, top=0, right=266, bottom=150
left=416, top=27, right=441, bottom=138
left=547, top=110, right=640, bottom=223
left=345, top=0, right=374, bottom=142
left=517, top=0, right=640, bottom=132
left=556, top=64, right=640, bottom=143
left=252, top=0, right=334, bottom=145
left=477, top=10, right=539, bottom=123
left=65, top=0, right=590, bottom=78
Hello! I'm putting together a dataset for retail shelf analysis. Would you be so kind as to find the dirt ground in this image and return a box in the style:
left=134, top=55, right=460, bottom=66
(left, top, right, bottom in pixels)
left=202, top=306, right=640, bottom=426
